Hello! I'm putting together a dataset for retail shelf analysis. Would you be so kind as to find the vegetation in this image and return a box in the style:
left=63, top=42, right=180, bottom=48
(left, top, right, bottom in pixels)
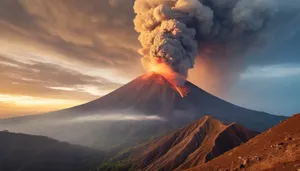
left=94, top=160, right=135, bottom=171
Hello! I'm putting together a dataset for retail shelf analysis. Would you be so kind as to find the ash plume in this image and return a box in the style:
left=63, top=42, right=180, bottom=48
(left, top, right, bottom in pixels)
left=133, top=0, right=278, bottom=89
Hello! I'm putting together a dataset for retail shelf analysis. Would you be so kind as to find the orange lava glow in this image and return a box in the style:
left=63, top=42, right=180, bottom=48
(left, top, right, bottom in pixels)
left=173, top=85, right=189, bottom=98
left=144, top=59, right=189, bottom=98
left=189, top=57, right=222, bottom=96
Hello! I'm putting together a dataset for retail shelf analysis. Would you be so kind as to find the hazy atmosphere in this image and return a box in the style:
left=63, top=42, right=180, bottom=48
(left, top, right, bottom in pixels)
left=0, top=0, right=300, bottom=118
left=1, top=1, right=300, bottom=171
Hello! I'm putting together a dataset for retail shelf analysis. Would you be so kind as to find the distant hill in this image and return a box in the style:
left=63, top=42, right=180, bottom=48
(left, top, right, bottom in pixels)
left=115, top=116, right=257, bottom=171
left=0, top=131, right=104, bottom=171
left=186, top=114, right=300, bottom=171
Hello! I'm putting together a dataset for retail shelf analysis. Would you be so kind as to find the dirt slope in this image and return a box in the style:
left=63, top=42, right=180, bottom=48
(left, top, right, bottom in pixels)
left=132, top=116, right=257, bottom=171
left=186, top=114, right=300, bottom=171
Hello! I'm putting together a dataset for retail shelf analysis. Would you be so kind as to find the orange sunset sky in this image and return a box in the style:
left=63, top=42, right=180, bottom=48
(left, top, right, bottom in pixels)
left=0, top=0, right=213, bottom=118
left=1, top=0, right=300, bottom=118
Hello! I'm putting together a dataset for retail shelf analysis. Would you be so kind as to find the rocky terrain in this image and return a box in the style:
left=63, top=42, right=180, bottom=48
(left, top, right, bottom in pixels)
left=186, top=114, right=300, bottom=171
left=128, top=116, right=257, bottom=171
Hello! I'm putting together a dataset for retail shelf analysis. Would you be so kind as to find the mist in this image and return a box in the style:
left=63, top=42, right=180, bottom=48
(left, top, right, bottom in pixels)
left=0, top=111, right=169, bottom=151
left=72, top=113, right=165, bottom=122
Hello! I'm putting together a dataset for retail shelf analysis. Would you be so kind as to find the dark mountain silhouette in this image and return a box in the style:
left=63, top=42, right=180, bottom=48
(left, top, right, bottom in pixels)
left=0, top=72, right=286, bottom=150
left=186, top=114, right=300, bottom=171
left=126, top=116, right=257, bottom=171
left=0, top=131, right=104, bottom=171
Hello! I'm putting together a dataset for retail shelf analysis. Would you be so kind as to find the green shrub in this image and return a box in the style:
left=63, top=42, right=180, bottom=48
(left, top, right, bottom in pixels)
left=95, top=160, right=135, bottom=171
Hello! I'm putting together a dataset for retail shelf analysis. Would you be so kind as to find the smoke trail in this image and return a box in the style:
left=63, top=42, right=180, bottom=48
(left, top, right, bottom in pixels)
left=72, top=114, right=166, bottom=122
left=133, top=0, right=277, bottom=88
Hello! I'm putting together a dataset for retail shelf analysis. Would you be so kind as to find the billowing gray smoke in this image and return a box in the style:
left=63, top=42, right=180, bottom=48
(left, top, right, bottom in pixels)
left=133, top=0, right=276, bottom=81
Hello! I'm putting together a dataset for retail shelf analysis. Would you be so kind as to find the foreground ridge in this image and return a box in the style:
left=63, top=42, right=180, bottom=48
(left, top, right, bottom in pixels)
left=131, top=116, right=257, bottom=171
left=186, top=114, right=300, bottom=171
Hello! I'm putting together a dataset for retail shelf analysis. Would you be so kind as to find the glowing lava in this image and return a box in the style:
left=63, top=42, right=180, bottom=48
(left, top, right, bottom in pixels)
left=143, top=59, right=189, bottom=98
left=173, top=85, right=188, bottom=98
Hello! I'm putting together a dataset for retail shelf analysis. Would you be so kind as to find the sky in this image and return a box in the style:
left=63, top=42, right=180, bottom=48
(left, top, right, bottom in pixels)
left=0, top=0, right=299, bottom=118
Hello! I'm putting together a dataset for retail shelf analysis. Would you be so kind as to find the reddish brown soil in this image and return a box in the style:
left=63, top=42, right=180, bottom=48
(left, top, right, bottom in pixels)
left=186, top=114, right=300, bottom=171
left=132, top=116, right=257, bottom=171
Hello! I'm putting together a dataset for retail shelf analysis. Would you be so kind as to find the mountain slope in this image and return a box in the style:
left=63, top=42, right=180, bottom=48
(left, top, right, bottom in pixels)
left=2, top=72, right=285, bottom=131
left=130, top=116, right=257, bottom=171
left=186, top=114, right=300, bottom=171
left=0, top=72, right=286, bottom=150
left=61, top=72, right=286, bottom=132
left=0, top=131, right=104, bottom=171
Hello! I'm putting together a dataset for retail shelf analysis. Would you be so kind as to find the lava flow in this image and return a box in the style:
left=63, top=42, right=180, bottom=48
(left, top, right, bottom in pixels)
left=173, top=85, right=189, bottom=98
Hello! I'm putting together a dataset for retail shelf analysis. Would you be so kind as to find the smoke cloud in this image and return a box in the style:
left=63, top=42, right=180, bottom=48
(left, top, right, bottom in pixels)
left=134, top=0, right=210, bottom=77
left=133, top=0, right=281, bottom=91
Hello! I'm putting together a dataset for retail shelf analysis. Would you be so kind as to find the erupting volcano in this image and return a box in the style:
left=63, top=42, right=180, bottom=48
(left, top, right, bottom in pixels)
left=0, top=0, right=287, bottom=152
left=0, top=71, right=286, bottom=151
left=0, top=1, right=298, bottom=170
left=2, top=72, right=285, bottom=131
left=133, top=0, right=277, bottom=95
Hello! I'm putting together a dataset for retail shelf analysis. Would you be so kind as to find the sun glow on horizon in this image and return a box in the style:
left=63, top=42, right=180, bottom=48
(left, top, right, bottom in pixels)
left=0, top=94, right=85, bottom=118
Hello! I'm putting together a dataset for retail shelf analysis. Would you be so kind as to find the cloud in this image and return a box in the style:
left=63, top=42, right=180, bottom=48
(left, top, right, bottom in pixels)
left=0, top=0, right=142, bottom=81
left=0, top=0, right=142, bottom=117
left=0, top=53, right=124, bottom=117
left=241, top=64, right=300, bottom=78
left=0, top=55, right=122, bottom=100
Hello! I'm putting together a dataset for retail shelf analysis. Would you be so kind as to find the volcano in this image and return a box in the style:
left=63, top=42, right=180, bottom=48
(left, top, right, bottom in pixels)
left=41, top=72, right=285, bottom=132
left=0, top=72, right=286, bottom=150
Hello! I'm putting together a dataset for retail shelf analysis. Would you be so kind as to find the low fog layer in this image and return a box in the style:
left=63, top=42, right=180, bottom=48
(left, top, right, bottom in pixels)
left=72, top=114, right=165, bottom=122
left=0, top=111, right=173, bottom=150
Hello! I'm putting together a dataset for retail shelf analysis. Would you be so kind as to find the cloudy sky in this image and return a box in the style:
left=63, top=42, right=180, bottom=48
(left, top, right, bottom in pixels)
left=0, top=0, right=299, bottom=118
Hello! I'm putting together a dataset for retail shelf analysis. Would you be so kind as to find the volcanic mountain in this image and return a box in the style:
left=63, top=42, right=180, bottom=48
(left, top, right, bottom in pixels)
left=128, top=116, right=258, bottom=171
left=186, top=114, right=300, bottom=171
left=43, top=72, right=285, bottom=131
left=0, top=72, right=286, bottom=150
